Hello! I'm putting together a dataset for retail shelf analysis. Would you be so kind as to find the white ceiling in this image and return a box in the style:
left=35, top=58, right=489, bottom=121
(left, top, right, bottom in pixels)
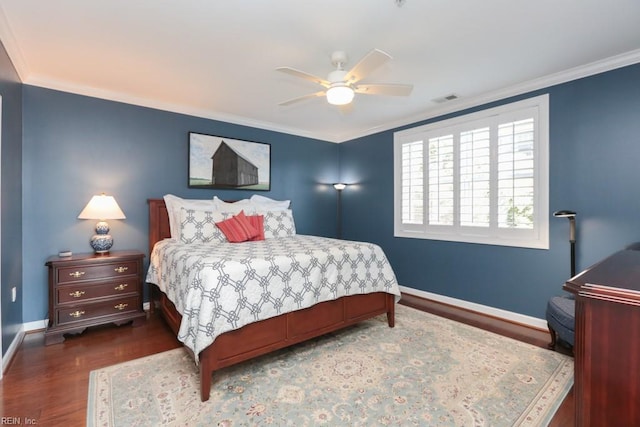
left=1, top=0, right=640, bottom=143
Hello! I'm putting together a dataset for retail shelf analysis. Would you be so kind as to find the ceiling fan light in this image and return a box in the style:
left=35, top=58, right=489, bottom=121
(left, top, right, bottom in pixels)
left=326, top=85, right=354, bottom=105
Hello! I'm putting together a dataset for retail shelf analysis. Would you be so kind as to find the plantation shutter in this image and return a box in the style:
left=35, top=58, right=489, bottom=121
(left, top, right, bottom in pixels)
left=497, top=118, right=535, bottom=229
left=394, top=94, right=548, bottom=248
left=459, top=127, right=491, bottom=227
left=400, top=140, right=424, bottom=226
left=427, top=135, right=455, bottom=226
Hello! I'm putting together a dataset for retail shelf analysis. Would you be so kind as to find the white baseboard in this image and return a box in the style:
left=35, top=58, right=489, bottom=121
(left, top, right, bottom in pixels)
left=24, top=319, right=47, bottom=332
left=22, top=302, right=152, bottom=333
left=3, top=302, right=154, bottom=374
left=400, top=285, right=548, bottom=331
left=6, top=296, right=544, bottom=374
left=2, top=325, right=25, bottom=375
left=0, top=302, right=155, bottom=378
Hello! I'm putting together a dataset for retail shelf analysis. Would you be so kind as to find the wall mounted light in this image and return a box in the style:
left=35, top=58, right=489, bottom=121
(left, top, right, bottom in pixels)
left=553, top=210, right=577, bottom=277
left=78, top=193, right=126, bottom=254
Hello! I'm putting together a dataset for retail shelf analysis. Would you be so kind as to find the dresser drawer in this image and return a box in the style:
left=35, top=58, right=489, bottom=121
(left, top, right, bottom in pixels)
left=57, top=279, right=138, bottom=304
left=56, top=296, right=140, bottom=325
left=57, top=260, right=139, bottom=284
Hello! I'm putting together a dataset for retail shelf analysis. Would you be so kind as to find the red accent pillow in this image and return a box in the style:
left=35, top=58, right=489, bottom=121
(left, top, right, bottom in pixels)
left=247, top=214, right=265, bottom=241
left=215, top=210, right=259, bottom=243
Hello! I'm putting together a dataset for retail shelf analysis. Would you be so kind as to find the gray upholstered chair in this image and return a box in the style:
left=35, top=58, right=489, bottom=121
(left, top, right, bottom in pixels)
left=546, top=294, right=575, bottom=350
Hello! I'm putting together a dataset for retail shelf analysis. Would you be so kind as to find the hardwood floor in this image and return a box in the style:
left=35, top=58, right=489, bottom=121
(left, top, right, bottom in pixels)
left=0, top=296, right=574, bottom=426
left=0, top=314, right=181, bottom=425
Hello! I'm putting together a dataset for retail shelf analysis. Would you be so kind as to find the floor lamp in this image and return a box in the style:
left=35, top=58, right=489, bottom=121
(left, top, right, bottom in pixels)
left=334, top=183, right=346, bottom=238
left=554, top=210, right=577, bottom=277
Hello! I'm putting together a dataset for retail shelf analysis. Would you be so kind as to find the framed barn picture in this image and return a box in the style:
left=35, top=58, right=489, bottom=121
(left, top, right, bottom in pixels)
left=188, top=132, right=271, bottom=190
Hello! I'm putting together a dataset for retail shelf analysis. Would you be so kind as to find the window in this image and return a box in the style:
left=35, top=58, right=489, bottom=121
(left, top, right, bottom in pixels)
left=394, top=95, right=549, bottom=249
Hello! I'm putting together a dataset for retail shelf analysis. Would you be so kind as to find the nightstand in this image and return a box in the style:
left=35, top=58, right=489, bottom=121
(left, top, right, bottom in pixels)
left=44, top=250, right=146, bottom=345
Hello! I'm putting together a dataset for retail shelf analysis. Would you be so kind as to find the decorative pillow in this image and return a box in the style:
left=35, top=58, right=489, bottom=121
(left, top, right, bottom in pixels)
left=215, top=210, right=260, bottom=243
left=261, top=209, right=296, bottom=238
left=179, top=208, right=230, bottom=244
left=212, top=196, right=256, bottom=214
left=250, top=194, right=291, bottom=211
left=164, top=194, right=217, bottom=240
left=247, top=214, right=265, bottom=241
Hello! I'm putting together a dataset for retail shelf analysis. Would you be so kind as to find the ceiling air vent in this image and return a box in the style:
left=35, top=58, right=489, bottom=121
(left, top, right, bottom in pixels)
left=431, top=94, right=459, bottom=104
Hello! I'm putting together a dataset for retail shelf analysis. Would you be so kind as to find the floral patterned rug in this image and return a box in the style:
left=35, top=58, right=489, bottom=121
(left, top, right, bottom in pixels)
left=87, top=304, right=573, bottom=426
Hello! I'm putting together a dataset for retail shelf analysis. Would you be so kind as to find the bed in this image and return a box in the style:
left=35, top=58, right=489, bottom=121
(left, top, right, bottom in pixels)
left=146, top=198, right=400, bottom=402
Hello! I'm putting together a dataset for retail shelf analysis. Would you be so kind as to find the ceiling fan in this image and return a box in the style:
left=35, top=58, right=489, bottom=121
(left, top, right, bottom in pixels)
left=276, top=49, right=413, bottom=107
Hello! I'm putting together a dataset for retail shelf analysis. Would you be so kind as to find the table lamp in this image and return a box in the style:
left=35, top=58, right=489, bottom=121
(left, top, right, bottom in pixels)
left=78, top=193, right=126, bottom=254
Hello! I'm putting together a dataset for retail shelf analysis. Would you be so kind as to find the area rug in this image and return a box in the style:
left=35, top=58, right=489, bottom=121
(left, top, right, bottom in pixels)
left=87, top=304, right=573, bottom=426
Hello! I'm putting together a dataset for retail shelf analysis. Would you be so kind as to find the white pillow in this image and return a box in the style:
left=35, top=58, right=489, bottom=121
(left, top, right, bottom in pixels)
left=260, top=209, right=296, bottom=238
left=212, top=196, right=256, bottom=214
left=164, top=194, right=217, bottom=240
left=179, top=208, right=230, bottom=244
left=250, top=194, right=290, bottom=211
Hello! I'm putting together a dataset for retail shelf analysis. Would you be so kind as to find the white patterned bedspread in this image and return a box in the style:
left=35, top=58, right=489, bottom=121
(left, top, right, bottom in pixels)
left=146, top=235, right=401, bottom=357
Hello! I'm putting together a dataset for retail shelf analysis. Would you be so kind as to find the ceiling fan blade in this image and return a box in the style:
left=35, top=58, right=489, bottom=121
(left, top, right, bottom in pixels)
left=278, top=91, right=326, bottom=106
left=344, top=49, right=392, bottom=84
left=354, top=83, right=413, bottom=96
left=276, top=67, right=330, bottom=87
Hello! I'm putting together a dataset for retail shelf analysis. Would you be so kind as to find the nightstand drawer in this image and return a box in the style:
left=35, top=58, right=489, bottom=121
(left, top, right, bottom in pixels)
left=57, top=260, right=139, bottom=284
left=56, top=296, right=140, bottom=325
left=57, top=279, right=138, bottom=304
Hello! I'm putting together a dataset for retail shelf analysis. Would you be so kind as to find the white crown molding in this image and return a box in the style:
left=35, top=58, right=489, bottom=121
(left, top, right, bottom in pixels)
left=23, top=74, right=340, bottom=143
left=12, top=46, right=640, bottom=144
left=0, top=4, right=29, bottom=81
left=342, top=48, right=640, bottom=142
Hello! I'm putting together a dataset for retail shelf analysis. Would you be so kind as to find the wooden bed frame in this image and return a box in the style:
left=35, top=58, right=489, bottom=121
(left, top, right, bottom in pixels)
left=147, top=199, right=396, bottom=401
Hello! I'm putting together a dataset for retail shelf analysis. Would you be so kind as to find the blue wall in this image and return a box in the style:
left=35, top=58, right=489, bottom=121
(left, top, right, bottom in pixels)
left=340, top=63, right=640, bottom=319
left=11, top=56, right=640, bottom=333
left=0, top=40, right=23, bottom=355
left=21, top=87, right=339, bottom=322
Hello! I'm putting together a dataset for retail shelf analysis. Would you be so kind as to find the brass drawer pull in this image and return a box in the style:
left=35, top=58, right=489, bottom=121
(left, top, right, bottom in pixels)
left=114, top=266, right=129, bottom=273
left=114, top=284, right=128, bottom=291
left=69, top=271, right=85, bottom=278
left=69, top=310, right=85, bottom=318
left=69, top=290, right=85, bottom=298
left=114, top=303, right=129, bottom=311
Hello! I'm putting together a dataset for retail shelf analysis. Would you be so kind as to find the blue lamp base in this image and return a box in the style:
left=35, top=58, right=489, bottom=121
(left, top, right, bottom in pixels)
left=90, top=221, right=114, bottom=254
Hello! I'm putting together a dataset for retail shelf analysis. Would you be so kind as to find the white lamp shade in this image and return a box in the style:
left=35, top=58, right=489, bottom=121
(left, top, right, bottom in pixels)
left=326, top=85, right=354, bottom=106
left=333, top=183, right=347, bottom=191
left=78, top=194, right=126, bottom=220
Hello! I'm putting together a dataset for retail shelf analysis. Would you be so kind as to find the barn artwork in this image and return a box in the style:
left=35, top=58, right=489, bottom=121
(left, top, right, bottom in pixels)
left=188, top=132, right=271, bottom=190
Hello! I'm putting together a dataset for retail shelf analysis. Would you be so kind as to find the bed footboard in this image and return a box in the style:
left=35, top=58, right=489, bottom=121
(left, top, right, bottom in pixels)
left=153, top=287, right=394, bottom=401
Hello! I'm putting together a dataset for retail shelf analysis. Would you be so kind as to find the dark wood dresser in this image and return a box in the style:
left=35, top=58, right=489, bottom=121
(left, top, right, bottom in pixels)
left=45, top=250, right=146, bottom=345
left=563, top=247, right=640, bottom=426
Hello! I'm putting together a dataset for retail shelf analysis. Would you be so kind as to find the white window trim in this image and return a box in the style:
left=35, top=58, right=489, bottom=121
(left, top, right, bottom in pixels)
left=394, top=94, right=549, bottom=249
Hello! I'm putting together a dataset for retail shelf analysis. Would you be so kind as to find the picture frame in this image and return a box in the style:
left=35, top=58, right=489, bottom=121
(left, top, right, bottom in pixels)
left=188, top=132, right=271, bottom=190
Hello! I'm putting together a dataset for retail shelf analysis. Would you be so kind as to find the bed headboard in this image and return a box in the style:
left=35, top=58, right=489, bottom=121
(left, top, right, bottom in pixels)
left=148, top=199, right=170, bottom=254
left=148, top=198, right=242, bottom=253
